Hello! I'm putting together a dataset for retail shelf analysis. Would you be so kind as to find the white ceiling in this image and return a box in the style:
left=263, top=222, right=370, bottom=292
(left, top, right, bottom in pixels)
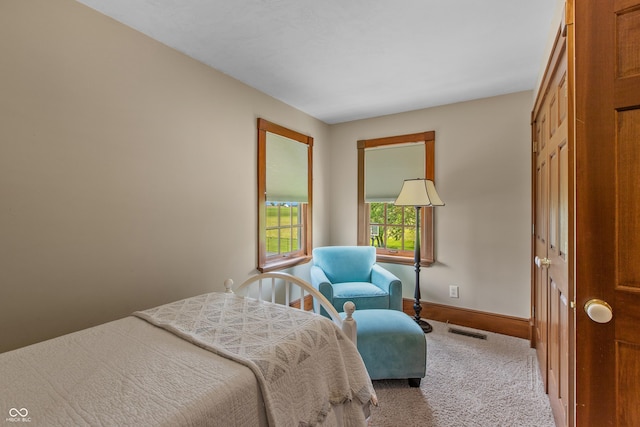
left=75, top=0, right=558, bottom=124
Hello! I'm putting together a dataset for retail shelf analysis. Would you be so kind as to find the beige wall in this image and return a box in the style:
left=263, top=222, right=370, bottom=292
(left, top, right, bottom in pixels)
left=328, top=91, right=533, bottom=319
left=0, top=0, right=331, bottom=353
left=1, top=0, right=536, bottom=353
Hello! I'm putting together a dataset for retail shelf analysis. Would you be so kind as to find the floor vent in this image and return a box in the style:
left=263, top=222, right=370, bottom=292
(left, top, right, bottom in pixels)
left=448, top=327, right=487, bottom=340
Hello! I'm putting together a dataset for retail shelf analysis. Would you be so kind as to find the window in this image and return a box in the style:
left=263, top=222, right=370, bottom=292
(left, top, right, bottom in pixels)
left=257, top=118, right=312, bottom=272
left=357, top=131, right=436, bottom=266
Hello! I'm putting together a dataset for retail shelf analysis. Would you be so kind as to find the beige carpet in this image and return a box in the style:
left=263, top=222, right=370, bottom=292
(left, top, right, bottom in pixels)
left=367, top=320, right=556, bottom=427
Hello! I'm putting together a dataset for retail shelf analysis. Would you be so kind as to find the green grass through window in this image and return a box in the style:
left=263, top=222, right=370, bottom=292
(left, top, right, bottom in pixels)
left=266, top=204, right=302, bottom=255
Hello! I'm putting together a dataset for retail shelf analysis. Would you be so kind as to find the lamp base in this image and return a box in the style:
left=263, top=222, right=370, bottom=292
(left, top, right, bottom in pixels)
left=414, top=317, right=433, bottom=334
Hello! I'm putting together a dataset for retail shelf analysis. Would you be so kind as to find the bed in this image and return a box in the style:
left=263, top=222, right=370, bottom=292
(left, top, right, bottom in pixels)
left=0, top=273, right=375, bottom=426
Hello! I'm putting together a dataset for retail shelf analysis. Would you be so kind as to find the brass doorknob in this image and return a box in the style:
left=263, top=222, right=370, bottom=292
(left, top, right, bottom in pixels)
left=534, top=256, right=551, bottom=268
left=584, top=299, right=613, bottom=323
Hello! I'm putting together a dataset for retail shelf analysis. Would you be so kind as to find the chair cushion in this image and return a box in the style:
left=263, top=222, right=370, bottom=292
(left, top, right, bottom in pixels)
left=333, top=282, right=388, bottom=299
left=312, top=246, right=376, bottom=283
left=333, top=282, right=390, bottom=311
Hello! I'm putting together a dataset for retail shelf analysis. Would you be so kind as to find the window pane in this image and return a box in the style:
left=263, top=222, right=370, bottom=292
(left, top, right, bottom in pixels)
left=403, top=206, right=416, bottom=226
left=266, top=203, right=278, bottom=227
left=370, top=202, right=385, bottom=224
left=280, top=204, right=292, bottom=226
left=370, top=225, right=384, bottom=247
left=266, top=228, right=279, bottom=256
left=388, top=205, right=404, bottom=225
left=386, top=226, right=403, bottom=250
left=281, top=226, right=300, bottom=253
left=404, top=227, right=416, bottom=251
left=279, top=228, right=291, bottom=253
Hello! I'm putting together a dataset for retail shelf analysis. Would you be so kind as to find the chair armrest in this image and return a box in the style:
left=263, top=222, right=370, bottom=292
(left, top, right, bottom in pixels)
left=310, top=265, right=335, bottom=316
left=310, top=265, right=334, bottom=301
left=371, top=264, right=403, bottom=311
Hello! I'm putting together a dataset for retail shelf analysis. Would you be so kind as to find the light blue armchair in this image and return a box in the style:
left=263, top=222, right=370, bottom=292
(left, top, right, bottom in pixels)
left=310, top=246, right=402, bottom=315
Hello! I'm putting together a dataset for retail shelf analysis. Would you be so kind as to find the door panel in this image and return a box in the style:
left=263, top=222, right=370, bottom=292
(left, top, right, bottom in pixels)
left=549, top=148, right=558, bottom=253
left=613, top=105, right=640, bottom=425
left=547, top=82, right=570, bottom=427
left=617, top=109, right=640, bottom=288
left=617, top=341, right=640, bottom=426
left=534, top=118, right=548, bottom=388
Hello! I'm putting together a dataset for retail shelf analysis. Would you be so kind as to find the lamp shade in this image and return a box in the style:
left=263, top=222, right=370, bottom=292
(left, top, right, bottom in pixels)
left=394, top=178, right=445, bottom=207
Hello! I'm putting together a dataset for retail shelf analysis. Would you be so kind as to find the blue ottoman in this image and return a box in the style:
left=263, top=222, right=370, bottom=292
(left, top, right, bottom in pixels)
left=343, top=309, right=426, bottom=387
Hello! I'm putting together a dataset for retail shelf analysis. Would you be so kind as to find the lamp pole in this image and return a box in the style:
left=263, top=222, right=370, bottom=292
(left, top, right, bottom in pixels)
left=413, top=205, right=432, bottom=333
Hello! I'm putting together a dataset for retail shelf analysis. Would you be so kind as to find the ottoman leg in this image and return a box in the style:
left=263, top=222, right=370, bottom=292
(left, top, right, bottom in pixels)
left=408, top=378, right=421, bottom=388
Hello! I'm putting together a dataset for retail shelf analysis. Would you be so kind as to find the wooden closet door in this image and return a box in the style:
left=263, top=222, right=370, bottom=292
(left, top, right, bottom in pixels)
left=532, top=21, right=572, bottom=427
left=574, top=0, right=640, bottom=425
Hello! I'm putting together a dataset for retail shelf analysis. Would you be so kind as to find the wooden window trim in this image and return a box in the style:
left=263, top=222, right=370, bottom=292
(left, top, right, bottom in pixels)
left=257, top=118, right=313, bottom=272
left=357, top=131, right=436, bottom=266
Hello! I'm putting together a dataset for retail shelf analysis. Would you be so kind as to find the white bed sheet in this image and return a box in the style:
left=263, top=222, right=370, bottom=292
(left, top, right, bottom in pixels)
left=1, top=316, right=269, bottom=426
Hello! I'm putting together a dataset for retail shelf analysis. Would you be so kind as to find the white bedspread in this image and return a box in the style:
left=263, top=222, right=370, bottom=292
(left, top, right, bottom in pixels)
left=134, top=292, right=376, bottom=427
left=1, top=316, right=268, bottom=426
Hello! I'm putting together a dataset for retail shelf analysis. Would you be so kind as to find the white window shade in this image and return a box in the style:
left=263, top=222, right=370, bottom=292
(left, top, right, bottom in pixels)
left=266, top=132, right=308, bottom=202
left=365, top=142, right=425, bottom=202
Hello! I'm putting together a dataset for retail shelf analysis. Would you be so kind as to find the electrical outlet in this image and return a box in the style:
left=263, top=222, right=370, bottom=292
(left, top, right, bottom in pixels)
left=449, top=285, right=459, bottom=298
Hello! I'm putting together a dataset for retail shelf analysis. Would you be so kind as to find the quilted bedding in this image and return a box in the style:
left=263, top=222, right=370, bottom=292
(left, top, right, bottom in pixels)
left=0, top=292, right=374, bottom=427
left=134, top=292, right=376, bottom=427
left=0, top=315, right=267, bottom=426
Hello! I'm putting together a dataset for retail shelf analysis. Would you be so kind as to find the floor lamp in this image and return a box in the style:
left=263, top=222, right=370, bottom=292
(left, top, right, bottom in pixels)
left=394, top=178, right=445, bottom=334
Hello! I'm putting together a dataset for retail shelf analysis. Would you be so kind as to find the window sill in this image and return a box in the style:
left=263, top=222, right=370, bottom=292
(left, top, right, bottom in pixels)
left=376, top=253, right=434, bottom=267
left=259, top=255, right=312, bottom=273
